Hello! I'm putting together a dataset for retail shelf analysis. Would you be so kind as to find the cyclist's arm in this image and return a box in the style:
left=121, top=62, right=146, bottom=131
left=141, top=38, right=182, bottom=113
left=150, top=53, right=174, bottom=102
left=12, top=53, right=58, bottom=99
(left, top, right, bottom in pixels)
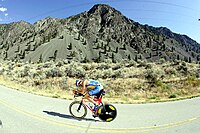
left=75, top=88, right=82, bottom=94
left=82, top=80, right=89, bottom=95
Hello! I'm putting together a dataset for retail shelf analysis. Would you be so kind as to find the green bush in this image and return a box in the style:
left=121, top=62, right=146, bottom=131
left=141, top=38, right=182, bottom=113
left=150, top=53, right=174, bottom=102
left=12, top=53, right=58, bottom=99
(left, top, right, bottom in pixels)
left=65, top=62, right=86, bottom=78
left=102, top=68, right=113, bottom=78
left=177, top=62, right=188, bottom=75
left=103, top=59, right=112, bottom=64
left=145, top=67, right=165, bottom=84
left=164, top=67, right=177, bottom=76
left=169, top=94, right=176, bottom=98
left=17, top=65, right=30, bottom=77
left=45, top=67, right=63, bottom=78
left=0, top=67, right=5, bottom=75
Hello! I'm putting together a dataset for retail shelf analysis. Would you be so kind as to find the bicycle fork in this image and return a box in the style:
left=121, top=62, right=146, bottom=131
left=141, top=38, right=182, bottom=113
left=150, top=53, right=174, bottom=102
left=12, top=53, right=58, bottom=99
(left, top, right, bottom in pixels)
left=77, top=101, right=83, bottom=112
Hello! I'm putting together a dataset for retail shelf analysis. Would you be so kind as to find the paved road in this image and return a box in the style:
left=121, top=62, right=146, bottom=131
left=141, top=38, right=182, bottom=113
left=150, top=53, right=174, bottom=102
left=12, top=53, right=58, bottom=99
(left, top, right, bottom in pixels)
left=0, top=85, right=200, bottom=133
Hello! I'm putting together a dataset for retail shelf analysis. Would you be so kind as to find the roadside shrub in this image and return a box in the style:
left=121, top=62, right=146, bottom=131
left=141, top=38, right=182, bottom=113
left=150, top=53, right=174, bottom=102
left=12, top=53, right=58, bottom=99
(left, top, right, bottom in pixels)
left=28, top=69, right=38, bottom=79
left=65, top=62, right=86, bottom=78
left=58, top=77, right=70, bottom=90
left=97, top=63, right=111, bottom=70
left=63, top=59, right=69, bottom=64
left=102, top=68, right=113, bottom=78
left=145, top=69, right=157, bottom=83
left=56, top=61, right=64, bottom=67
left=145, top=67, right=165, bottom=84
left=120, top=59, right=129, bottom=66
left=125, top=60, right=137, bottom=67
left=159, top=58, right=166, bottom=64
left=75, top=67, right=86, bottom=78
left=137, top=60, right=148, bottom=67
left=8, top=62, right=15, bottom=71
left=82, top=64, right=91, bottom=71
left=112, top=63, right=122, bottom=70
left=169, top=94, right=177, bottom=98
left=164, top=67, right=177, bottom=76
left=103, top=59, right=113, bottom=64
left=113, top=70, right=123, bottom=78
left=17, top=65, right=30, bottom=77
left=89, top=69, right=102, bottom=79
left=90, top=68, right=115, bottom=79
left=144, top=63, right=154, bottom=69
left=42, top=61, right=54, bottom=68
left=45, top=67, right=63, bottom=78
left=155, top=80, right=169, bottom=90
left=195, top=69, right=200, bottom=78
left=177, top=62, right=188, bottom=75
left=0, top=67, right=5, bottom=75
left=30, top=69, right=46, bottom=80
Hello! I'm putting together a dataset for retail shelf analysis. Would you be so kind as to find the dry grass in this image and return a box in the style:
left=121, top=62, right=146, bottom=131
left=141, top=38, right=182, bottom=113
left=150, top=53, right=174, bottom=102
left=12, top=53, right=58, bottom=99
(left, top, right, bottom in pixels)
left=0, top=60, right=200, bottom=104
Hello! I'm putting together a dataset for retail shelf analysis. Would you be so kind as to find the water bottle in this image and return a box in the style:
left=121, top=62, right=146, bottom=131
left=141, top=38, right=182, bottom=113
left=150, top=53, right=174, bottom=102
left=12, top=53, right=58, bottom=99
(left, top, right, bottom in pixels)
left=89, top=103, right=93, bottom=109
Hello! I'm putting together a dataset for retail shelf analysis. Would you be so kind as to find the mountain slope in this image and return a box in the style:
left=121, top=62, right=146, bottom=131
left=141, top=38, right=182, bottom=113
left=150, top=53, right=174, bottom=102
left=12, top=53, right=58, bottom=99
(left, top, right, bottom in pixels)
left=0, top=4, right=199, bottom=63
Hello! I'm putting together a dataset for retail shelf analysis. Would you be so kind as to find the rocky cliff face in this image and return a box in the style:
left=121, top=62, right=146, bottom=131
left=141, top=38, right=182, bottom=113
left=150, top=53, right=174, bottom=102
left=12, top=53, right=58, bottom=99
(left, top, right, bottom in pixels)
left=0, top=4, right=199, bottom=63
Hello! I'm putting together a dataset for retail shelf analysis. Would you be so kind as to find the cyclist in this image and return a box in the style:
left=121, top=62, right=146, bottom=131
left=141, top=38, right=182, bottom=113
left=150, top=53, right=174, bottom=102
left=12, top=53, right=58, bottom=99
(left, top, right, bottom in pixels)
left=74, top=79, right=103, bottom=112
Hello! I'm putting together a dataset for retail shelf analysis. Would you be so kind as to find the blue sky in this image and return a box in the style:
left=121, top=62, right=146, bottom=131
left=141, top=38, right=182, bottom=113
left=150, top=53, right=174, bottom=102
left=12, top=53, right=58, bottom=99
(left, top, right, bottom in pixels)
left=0, top=0, right=200, bottom=43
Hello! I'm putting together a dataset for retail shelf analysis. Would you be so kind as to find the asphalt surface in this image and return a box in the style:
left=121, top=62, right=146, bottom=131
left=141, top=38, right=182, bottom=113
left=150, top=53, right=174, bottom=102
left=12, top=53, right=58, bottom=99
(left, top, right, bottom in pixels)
left=0, top=85, right=200, bottom=133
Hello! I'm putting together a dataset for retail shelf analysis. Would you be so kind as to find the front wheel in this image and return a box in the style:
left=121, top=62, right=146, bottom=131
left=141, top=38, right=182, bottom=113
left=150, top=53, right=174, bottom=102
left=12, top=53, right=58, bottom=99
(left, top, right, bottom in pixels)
left=69, top=101, right=87, bottom=119
left=98, top=104, right=117, bottom=122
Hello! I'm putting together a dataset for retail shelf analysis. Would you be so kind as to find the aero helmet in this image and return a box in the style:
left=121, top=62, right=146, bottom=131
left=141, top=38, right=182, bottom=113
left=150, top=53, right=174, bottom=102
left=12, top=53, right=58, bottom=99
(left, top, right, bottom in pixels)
left=76, top=80, right=81, bottom=87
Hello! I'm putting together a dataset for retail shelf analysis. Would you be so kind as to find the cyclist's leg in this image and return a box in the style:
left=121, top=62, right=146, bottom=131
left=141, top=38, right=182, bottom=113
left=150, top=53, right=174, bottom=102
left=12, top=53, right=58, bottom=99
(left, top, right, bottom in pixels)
left=84, top=93, right=96, bottom=105
left=85, top=86, right=101, bottom=105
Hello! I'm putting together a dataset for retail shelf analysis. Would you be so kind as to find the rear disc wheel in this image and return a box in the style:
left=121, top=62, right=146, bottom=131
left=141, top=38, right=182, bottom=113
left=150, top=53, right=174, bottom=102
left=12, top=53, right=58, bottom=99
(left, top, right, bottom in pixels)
left=98, top=104, right=117, bottom=122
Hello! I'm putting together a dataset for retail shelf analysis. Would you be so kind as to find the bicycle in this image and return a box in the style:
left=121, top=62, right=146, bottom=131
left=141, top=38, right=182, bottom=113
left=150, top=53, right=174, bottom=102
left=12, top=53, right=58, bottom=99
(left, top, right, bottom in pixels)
left=69, top=89, right=117, bottom=122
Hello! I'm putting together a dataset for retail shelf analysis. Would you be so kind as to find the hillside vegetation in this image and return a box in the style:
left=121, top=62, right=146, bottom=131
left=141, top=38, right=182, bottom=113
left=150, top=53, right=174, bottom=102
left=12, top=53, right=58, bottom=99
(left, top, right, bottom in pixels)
left=0, top=59, right=200, bottom=103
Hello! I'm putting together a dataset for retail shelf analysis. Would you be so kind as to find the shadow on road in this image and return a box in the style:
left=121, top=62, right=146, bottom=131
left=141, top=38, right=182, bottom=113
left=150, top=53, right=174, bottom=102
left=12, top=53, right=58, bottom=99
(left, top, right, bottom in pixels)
left=43, top=111, right=100, bottom=122
left=0, top=120, right=3, bottom=132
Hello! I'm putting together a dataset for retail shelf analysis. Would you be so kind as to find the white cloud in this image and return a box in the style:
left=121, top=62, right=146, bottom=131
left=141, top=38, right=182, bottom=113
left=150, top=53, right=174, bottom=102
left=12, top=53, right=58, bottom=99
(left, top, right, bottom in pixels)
left=0, top=7, right=7, bottom=12
left=4, top=13, right=8, bottom=16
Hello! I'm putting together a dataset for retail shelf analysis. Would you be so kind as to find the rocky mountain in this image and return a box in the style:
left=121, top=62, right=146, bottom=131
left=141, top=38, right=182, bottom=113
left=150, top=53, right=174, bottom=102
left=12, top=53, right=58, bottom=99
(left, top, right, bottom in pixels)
left=0, top=4, right=200, bottom=63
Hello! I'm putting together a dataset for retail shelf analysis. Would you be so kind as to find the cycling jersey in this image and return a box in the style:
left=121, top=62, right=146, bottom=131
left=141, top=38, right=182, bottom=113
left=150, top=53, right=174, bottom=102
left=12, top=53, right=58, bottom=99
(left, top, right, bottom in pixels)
left=86, top=80, right=100, bottom=90
left=87, top=80, right=102, bottom=96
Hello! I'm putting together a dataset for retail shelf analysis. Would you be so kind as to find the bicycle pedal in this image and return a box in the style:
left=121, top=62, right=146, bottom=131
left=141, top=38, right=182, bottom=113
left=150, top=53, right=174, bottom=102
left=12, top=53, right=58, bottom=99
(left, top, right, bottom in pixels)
left=92, top=115, right=97, bottom=118
left=92, top=113, right=98, bottom=118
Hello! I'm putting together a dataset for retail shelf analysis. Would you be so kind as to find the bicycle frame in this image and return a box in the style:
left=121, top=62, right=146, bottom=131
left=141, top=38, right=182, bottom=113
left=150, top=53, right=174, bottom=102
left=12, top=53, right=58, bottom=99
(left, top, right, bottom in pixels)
left=79, top=96, right=103, bottom=112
